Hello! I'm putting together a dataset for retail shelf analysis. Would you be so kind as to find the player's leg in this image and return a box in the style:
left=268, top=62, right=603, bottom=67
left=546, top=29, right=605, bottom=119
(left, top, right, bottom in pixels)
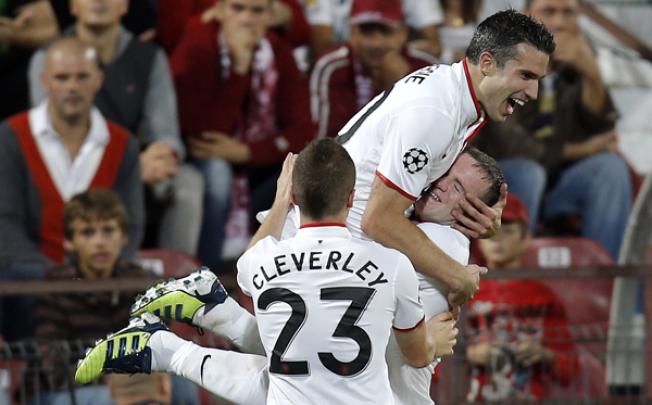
left=132, top=268, right=265, bottom=355
left=76, top=313, right=268, bottom=405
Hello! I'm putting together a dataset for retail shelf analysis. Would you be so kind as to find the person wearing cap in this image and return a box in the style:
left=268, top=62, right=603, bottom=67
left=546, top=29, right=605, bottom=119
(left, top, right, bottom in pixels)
left=466, top=194, right=579, bottom=402
left=310, top=0, right=438, bottom=139
left=304, top=0, right=444, bottom=58
left=170, top=0, right=316, bottom=272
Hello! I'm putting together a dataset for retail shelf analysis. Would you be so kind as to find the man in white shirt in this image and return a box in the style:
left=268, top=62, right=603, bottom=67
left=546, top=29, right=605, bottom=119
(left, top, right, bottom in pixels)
left=0, top=37, right=143, bottom=341
left=76, top=139, right=457, bottom=405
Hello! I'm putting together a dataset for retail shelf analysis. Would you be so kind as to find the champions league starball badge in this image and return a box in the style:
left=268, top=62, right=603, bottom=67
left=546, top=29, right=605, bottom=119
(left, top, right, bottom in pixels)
left=402, top=148, right=428, bottom=174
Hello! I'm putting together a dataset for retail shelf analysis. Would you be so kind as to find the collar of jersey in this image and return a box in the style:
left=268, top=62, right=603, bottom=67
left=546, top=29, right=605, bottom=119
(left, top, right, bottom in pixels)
left=297, top=223, right=351, bottom=238
left=462, top=58, right=483, bottom=121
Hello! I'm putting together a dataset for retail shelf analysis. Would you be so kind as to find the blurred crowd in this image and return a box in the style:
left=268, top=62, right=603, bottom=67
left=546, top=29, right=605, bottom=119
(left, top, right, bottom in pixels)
left=0, top=0, right=642, bottom=403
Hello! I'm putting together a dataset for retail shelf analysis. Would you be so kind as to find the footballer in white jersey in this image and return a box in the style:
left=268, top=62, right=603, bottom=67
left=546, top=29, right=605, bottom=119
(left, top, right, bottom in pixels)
left=236, top=139, right=444, bottom=405
left=387, top=222, right=470, bottom=405
left=238, top=226, right=424, bottom=405
left=338, top=59, right=487, bottom=239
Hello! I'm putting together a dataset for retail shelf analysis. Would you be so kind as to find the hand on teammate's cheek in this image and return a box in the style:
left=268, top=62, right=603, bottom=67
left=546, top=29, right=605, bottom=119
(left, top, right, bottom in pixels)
left=451, top=183, right=507, bottom=239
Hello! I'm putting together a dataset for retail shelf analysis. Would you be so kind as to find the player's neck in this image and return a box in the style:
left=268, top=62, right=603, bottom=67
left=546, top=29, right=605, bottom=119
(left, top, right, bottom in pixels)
left=299, top=212, right=348, bottom=228
left=464, top=57, right=484, bottom=106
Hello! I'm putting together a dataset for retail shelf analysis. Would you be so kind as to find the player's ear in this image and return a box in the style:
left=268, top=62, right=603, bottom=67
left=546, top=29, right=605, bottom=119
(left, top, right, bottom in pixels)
left=291, top=191, right=297, bottom=205
left=478, top=51, right=497, bottom=76
left=347, top=189, right=355, bottom=208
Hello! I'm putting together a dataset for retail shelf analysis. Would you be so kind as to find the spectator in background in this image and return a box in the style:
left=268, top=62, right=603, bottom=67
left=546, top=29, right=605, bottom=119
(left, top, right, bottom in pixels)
left=48, top=0, right=158, bottom=41
left=304, top=0, right=443, bottom=58
left=466, top=195, right=579, bottom=402
left=0, top=37, right=143, bottom=340
left=33, top=189, right=198, bottom=405
left=310, top=0, right=437, bottom=139
left=472, top=0, right=631, bottom=259
left=437, top=0, right=482, bottom=64
left=32, top=189, right=146, bottom=404
left=29, top=0, right=204, bottom=256
left=157, top=0, right=310, bottom=54
left=0, top=0, right=57, bottom=120
left=171, top=0, right=315, bottom=272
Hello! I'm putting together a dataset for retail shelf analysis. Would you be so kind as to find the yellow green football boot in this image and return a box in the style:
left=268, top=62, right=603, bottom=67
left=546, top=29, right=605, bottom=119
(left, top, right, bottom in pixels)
left=131, top=267, right=228, bottom=324
left=75, top=313, right=168, bottom=384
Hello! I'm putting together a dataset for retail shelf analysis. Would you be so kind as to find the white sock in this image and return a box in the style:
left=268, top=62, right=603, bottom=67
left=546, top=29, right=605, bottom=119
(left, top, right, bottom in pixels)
left=148, top=330, right=188, bottom=372
left=193, top=296, right=265, bottom=355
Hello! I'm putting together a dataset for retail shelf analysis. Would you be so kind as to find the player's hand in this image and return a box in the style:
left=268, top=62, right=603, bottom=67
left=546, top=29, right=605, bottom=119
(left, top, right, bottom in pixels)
left=515, top=339, right=554, bottom=367
left=273, top=152, right=295, bottom=211
left=448, top=264, right=487, bottom=306
left=452, top=183, right=507, bottom=239
left=427, top=311, right=458, bottom=357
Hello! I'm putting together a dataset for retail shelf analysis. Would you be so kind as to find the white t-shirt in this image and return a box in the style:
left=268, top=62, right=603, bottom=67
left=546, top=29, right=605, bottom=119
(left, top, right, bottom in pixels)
left=339, top=60, right=486, bottom=239
left=237, top=224, right=425, bottom=405
left=303, top=0, right=444, bottom=42
left=387, top=222, right=470, bottom=405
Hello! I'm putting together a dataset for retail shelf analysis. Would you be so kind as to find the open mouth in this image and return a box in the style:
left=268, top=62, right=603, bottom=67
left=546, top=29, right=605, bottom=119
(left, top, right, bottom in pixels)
left=507, top=97, right=525, bottom=108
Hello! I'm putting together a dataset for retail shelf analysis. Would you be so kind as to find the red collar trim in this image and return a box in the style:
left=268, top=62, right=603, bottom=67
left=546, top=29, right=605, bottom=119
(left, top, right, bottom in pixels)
left=300, top=222, right=347, bottom=229
left=463, top=58, right=483, bottom=120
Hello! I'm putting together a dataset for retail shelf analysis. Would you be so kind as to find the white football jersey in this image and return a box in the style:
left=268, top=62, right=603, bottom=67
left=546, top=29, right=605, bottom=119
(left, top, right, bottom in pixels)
left=387, top=222, right=470, bottom=405
left=238, top=224, right=425, bottom=405
left=338, top=60, right=486, bottom=239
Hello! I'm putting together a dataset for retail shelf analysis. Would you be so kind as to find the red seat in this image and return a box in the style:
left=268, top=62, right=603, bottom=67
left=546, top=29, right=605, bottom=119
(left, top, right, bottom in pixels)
left=521, top=237, right=613, bottom=327
left=521, top=237, right=614, bottom=268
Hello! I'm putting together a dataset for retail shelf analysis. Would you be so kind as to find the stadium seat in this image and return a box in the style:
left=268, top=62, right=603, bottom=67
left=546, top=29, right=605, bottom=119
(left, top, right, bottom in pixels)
left=521, top=237, right=613, bottom=328
left=521, top=237, right=614, bottom=268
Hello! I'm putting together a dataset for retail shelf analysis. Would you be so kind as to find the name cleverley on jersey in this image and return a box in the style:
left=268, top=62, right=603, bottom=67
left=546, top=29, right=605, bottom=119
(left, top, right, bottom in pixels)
left=251, top=250, right=389, bottom=290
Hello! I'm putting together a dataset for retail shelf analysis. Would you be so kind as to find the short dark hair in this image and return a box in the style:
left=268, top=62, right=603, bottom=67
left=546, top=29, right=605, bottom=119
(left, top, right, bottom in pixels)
left=461, top=146, right=504, bottom=206
left=292, top=139, right=356, bottom=220
left=64, top=189, right=129, bottom=239
left=466, top=9, right=555, bottom=67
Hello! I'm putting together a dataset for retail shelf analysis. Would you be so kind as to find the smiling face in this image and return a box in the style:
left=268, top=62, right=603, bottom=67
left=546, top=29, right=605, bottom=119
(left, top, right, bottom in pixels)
left=476, top=43, right=549, bottom=122
left=414, top=153, right=492, bottom=224
left=67, top=217, right=127, bottom=279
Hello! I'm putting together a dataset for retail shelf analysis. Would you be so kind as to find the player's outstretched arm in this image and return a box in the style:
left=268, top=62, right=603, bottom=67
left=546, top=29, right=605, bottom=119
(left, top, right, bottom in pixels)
left=362, top=177, right=484, bottom=305
left=247, top=153, right=295, bottom=249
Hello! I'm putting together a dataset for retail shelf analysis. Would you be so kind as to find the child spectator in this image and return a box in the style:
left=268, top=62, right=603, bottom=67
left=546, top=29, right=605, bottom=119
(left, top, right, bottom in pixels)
left=466, top=195, right=579, bottom=402
left=32, top=189, right=148, bottom=404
